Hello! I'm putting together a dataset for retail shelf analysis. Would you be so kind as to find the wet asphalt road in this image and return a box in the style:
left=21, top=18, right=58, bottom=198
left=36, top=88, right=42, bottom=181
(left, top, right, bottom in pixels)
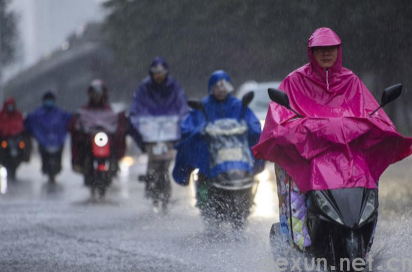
left=0, top=148, right=411, bottom=272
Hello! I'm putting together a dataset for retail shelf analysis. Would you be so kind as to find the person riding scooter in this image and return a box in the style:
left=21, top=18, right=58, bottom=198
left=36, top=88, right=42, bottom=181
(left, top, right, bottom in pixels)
left=69, top=80, right=127, bottom=197
left=24, top=91, right=72, bottom=182
left=252, top=28, right=412, bottom=271
left=129, top=57, right=189, bottom=211
left=0, top=97, right=31, bottom=179
left=0, top=98, right=24, bottom=138
left=173, top=70, right=264, bottom=229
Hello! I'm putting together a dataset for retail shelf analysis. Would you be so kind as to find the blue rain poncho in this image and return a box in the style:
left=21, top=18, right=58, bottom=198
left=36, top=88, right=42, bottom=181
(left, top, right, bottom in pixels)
left=24, top=105, right=72, bottom=147
left=173, top=94, right=264, bottom=185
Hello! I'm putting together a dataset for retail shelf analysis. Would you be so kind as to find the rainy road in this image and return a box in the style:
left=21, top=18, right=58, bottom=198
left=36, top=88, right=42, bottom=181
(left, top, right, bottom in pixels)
left=0, top=148, right=411, bottom=272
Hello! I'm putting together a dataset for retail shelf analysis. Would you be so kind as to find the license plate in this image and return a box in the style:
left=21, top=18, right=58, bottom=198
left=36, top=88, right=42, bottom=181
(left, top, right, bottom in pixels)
left=218, top=148, right=243, bottom=162
left=10, top=149, right=18, bottom=157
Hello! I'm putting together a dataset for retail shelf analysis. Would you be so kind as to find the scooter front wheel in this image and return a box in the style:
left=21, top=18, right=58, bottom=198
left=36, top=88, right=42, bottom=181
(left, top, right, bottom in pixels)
left=48, top=173, right=56, bottom=183
left=6, top=165, right=17, bottom=181
left=98, top=187, right=106, bottom=198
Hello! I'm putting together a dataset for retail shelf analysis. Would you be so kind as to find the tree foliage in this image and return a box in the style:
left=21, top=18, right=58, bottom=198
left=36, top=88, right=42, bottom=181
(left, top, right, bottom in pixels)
left=0, top=0, right=18, bottom=67
left=103, top=0, right=412, bottom=131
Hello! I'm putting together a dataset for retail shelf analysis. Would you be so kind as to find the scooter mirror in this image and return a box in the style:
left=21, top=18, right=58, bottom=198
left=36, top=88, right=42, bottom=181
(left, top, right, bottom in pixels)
left=188, top=100, right=205, bottom=111
left=381, top=84, right=402, bottom=107
left=370, top=83, right=403, bottom=116
left=268, top=88, right=291, bottom=109
left=268, top=88, right=303, bottom=118
left=188, top=100, right=209, bottom=121
left=242, top=91, right=254, bottom=107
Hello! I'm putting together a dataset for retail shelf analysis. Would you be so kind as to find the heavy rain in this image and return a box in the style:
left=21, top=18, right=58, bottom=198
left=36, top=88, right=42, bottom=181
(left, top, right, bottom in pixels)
left=0, top=1, right=412, bottom=271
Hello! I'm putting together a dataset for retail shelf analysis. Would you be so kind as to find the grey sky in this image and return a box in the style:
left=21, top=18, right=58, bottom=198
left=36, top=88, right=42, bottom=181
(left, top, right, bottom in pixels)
left=5, top=0, right=106, bottom=81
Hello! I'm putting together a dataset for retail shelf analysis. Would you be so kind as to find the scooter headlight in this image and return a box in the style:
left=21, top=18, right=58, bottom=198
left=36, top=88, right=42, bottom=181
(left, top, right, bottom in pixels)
left=359, top=190, right=377, bottom=225
left=259, top=119, right=265, bottom=130
left=94, top=132, right=108, bottom=147
left=313, top=191, right=344, bottom=225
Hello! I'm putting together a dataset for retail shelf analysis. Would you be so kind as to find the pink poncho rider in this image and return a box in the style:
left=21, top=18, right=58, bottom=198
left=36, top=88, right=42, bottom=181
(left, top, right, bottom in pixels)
left=252, top=28, right=412, bottom=250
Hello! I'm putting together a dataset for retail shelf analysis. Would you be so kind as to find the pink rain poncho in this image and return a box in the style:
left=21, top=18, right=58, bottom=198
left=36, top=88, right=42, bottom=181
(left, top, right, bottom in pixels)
left=253, top=28, right=412, bottom=193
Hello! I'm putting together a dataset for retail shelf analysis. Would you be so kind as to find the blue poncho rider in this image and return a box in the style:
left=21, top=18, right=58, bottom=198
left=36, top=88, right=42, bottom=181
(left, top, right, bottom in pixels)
left=173, top=70, right=265, bottom=204
left=24, top=91, right=72, bottom=177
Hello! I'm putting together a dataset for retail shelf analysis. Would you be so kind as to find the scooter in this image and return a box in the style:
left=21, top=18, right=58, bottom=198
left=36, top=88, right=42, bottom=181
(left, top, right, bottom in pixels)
left=188, top=92, right=259, bottom=228
left=84, top=129, right=114, bottom=198
left=0, top=133, right=30, bottom=180
left=75, top=109, right=119, bottom=199
left=268, top=84, right=403, bottom=271
left=135, top=115, right=180, bottom=211
left=40, top=145, right=63, bottom=183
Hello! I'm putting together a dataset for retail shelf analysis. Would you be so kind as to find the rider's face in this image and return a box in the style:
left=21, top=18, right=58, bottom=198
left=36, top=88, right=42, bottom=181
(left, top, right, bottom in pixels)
left=6, top=104, right=15, bottom=113
left=313, top=46, right=339, bottom=69
left=212, top=83, right=229, bottom=101
left=152, top=72, right=167, bottom=85
left=91, top=92, right=103, bottom=104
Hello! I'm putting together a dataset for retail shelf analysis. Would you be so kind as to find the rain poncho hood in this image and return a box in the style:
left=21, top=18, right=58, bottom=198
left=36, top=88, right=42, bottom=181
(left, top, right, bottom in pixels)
left=24, top=105, right=72, bottom=147
left=149, top=56, right=169, bottom=74
left=207, top=70, right=232, bottom=92
left=252, top=27, right=412, bottom=193
left=0, top=97, right=24, bottom=137
left=173, top=94, right=264, bottom=185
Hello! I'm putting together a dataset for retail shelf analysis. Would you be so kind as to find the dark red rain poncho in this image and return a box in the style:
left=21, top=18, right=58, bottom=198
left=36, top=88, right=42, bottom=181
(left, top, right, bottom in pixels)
left=0, top=98, right=24, bottom=137
left=252, top=28, right=412, bottom=193
left=68, top=103, right=127, bottom=167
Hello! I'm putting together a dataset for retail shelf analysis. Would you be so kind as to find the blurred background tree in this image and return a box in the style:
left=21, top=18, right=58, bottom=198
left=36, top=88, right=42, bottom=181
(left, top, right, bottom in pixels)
left=0, top=0, right=18, bottom=68
left=0, top=0, right=18, bottom=104
left=103, top=0, right=412, bottom=132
